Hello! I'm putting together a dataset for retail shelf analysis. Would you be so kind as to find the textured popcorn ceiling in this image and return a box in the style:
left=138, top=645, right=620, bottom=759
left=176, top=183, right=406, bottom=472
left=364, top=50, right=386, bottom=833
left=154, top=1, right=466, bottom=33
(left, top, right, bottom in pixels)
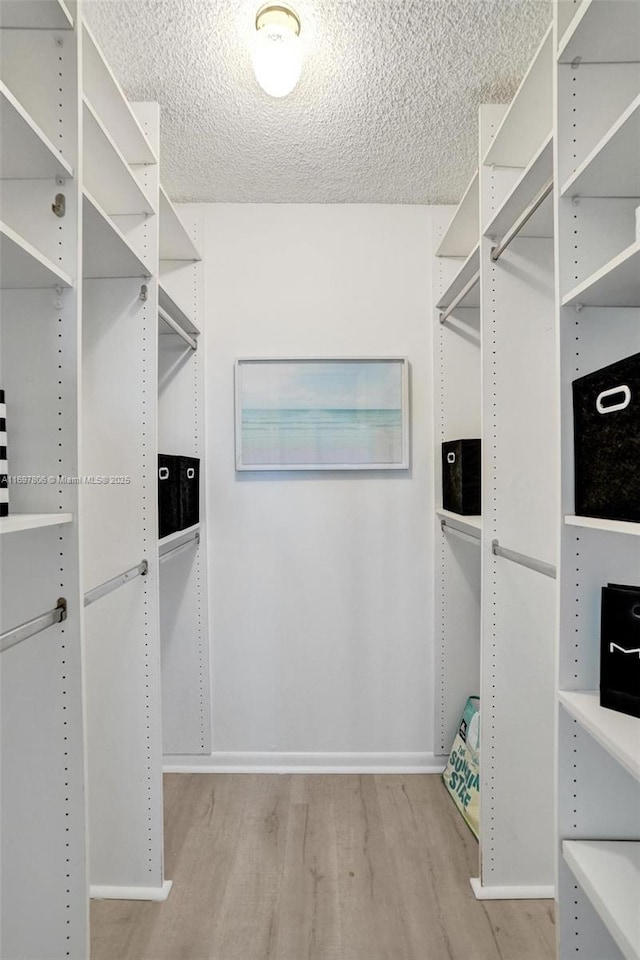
left=84, top=0, right=550, bottom=203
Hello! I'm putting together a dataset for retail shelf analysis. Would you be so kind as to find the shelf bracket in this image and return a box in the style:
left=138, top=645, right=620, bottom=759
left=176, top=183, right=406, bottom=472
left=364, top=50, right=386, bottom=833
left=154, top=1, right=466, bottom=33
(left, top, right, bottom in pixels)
left=140, top=283, right=148, bottom=302
left=52, top=193, right=66, bottom=218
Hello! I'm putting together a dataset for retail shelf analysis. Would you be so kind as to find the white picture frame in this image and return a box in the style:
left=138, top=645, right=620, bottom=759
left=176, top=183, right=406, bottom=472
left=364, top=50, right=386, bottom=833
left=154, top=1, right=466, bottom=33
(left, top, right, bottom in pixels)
left=234, top=357, right=410, bottom=472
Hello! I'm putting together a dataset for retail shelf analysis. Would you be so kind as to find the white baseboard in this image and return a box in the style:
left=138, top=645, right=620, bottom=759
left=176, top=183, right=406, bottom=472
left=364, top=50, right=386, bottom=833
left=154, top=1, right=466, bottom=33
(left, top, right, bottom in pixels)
left=163, top=751, right=445, bottom=775
left=470, top=877, right=554, bottom=900
left=90, top=880, right=173, bottom=902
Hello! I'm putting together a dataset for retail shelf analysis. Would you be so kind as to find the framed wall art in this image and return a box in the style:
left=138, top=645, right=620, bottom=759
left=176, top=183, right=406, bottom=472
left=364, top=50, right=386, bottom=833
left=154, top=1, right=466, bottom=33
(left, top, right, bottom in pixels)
left=234, top=358, right=410, bottom=471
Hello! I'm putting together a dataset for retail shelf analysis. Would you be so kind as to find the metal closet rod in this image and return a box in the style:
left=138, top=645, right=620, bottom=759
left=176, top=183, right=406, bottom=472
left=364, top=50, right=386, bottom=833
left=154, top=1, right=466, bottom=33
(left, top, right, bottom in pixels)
left=491, top=539, right=556, bottom=579
left=158, top=305, right=197, bottom=351
left=84, top=560, right=148, bottom=608
left=159, top=529, right=200, bottom=560
left=1, top=598, right=67, bottom=654
left=490, top=177, right=554, bottom=263
left=439, top=270, right=480, bottom=324
left=441, top=518, right=481, bottom=543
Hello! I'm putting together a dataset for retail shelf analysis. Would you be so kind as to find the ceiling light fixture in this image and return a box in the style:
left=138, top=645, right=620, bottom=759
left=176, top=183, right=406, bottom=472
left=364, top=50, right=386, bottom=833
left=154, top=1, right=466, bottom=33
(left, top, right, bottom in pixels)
left=252, top=3, right=302, bottom=99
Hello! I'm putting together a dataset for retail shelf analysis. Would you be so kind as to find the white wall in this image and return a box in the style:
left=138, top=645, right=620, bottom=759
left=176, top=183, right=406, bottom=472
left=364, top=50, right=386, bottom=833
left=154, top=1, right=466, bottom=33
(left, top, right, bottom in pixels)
left=200, top=203, right=437, bottom=770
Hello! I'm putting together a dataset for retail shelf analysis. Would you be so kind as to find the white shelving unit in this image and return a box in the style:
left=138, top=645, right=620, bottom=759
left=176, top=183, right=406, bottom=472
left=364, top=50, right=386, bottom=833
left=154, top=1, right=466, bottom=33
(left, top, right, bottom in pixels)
left=159, top=281, right=201, bottom=336
left=1, top=5, right=213, bottom=953
left=558, top=0, right=640, bottom=65
left=159, top=187, right=201, bottom=261
left=478, top=33, right=556, bottom=897
left=0, top=0, right=74, bottom=30
left=0, top=7, right=88, bottom=958
left=159, top=522, right=200, bottom=551
left=555, top=3, right=640, bottom=957
left=561, top=93, right=640, bottom=198
left=563, top=842, right=640, bottom=960
left=565, top=515, right=640, bottom=537
left=484, top=134, right=553, bottom=241
left=432, top=188, right=482, bottom=766
left=435, top=170, right=479, bottom=258
left=83, top=189, right=152, bottom=279
left=0, top=220, right=74, bottom=289
left=0, top=81, right=74, bottom=180
left=562, top=240, right=640, bottom=308
left=83, top=96, right=154, bottom=216
left=436, top=509, right=482, bottom=539
left=81, top=72, right=169, bottom=902
left=157, top=201, right=211, bottom=760
left=0, top=513, right=74, bottom=535
left=433, top=21, right=557, bottom=901
left=82, top=19, right=157, bottom=165
left=435, top=243, right=480, bottom=312
left=483, top=25, right=553, bottom=169
left=559, top=691, right=640, bottom=782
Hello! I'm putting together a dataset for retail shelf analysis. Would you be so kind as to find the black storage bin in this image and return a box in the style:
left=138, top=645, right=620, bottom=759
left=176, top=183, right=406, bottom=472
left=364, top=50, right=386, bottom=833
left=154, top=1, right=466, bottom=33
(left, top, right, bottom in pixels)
left=0, top=389, right=7, bottom=518
left=158, top=454, right=180, bottom=539
left=442, top=439, right=481, bottom=516
left=179, top=456, right=200, bottom=530
left=573, top=352, right=640, bottom=522
left=600, top=583, right=640, bottom=719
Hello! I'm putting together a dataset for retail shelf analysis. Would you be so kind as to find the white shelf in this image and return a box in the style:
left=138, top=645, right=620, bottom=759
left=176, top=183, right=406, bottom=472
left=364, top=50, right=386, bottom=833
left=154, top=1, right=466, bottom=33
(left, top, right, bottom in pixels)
left=158, top=283, right=201, bottom=336
left=159, top=188, right=201, bottom=261
left=484, top=134, right=554, bottom=241
left=0, top=82, right=74, bottom=181
left=483, top=25, right=553, bottom=168
left=562, top=241, right=640, bottom=308
left=565, top=516, right=640, bottom=537
left=436, top=171, right=479, bottom=259
left=563, top=841, right=640, bottom=960
left=0, top=220, right=73, bottom=289
left=82, top=21, right=157, bottom=166
left=436, top=243, right=480, bottom=310
left=436, top=509, right=482, bottom=539
left=0, top=0, right=73, bottom=29
left=562, top=95, right=640, bottom=199
left=83, top=97, right=154, bottom=217
left=558, top=0, right=640, bottom=64
left=159, top=523, right=200, bottom=549
left=0, top=513, right=74, bottom=535
left=83, top=190, right=152, bottom=280
left=559, top=691, right=640, bottom=782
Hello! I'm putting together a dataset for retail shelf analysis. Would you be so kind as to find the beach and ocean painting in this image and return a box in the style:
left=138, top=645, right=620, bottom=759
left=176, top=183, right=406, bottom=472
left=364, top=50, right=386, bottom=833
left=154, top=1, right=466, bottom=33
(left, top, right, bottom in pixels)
left=235, top=359, right=408, bottom=470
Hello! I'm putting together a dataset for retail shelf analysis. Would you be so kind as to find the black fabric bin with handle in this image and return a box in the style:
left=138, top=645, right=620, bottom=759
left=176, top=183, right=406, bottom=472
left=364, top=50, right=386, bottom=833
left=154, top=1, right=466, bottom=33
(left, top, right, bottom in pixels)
left=158, top=454, right=180, bottom=539
left=179, top=456, right=200, bottom=530
left=442, top=439, right=481, bottom=516
left=572, top=352, right=640, bottom=523
left=600, top=582, right=640, bottom=719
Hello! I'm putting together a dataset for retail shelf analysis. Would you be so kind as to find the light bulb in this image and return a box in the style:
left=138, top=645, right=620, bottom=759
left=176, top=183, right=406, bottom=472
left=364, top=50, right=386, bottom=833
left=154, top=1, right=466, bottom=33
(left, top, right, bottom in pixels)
left=252, top=4, right=302, bottom=99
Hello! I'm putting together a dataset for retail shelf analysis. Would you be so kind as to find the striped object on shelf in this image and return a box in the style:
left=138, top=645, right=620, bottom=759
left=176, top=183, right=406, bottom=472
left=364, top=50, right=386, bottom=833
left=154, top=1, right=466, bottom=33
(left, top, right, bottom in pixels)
left=0, top=389, right=7, bottom=517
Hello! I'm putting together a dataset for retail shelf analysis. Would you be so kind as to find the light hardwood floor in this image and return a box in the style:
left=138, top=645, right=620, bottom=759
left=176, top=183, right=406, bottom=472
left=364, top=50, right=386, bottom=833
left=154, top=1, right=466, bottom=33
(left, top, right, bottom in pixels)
left=91, top=774, right=556, bottom=960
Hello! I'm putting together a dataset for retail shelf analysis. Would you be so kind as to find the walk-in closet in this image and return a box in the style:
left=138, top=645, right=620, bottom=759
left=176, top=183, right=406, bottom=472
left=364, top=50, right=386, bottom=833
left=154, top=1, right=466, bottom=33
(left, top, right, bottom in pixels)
left=1, top=1, right=638, bottom=958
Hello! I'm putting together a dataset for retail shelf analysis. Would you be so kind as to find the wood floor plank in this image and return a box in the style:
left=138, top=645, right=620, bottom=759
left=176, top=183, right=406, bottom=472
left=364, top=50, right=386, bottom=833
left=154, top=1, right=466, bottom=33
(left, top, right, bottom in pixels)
left=91, top=774, right=557, bottom=960
left=273, top=801, right=342, bottom=960
left=374, top=774, right=471, bottom=960
left=333, top=775, right=416, bottom=960
left=206, top=774, right=292, bottom=960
